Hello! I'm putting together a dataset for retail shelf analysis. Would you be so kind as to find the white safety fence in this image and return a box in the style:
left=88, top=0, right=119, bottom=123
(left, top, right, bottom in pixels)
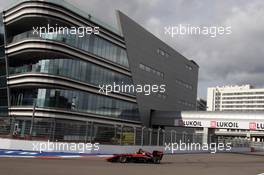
left=250, top=142, right=264, bottom=151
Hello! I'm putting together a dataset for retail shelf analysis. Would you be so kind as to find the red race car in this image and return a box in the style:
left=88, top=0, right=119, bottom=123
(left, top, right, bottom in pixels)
left=106, top=149, right=163, bottom=164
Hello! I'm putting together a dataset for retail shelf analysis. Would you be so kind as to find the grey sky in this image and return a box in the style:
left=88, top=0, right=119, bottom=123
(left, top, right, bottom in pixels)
left=1, top=0, right=264, bottom=99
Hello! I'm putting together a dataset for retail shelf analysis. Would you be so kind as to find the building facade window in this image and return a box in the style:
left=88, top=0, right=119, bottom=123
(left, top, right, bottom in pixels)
left=10, top=88, right=140, bottom=121
left=10, top=30, right=130, bottom=68
left=222, top=92, right=264, bottom=95
left=185, top=64, right=193, bottom=71
left=208, top=85, right=264, bottom=112
left=139, top=63, right=164, bottom=78
left=223, top=96, right=264, bottom=100
left=178, top=99, right=195, bottom=108
left=9, top=57, right=134, bottom=95
left=157, top=48, right=169, bottom=58
left=154, top=92, right=166, bottom=99
left=176, top=79, right=193, bottom=90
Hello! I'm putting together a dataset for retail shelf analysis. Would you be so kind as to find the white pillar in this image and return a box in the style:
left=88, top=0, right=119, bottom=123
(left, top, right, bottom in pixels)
left=203, top=127, right=209, bottom=144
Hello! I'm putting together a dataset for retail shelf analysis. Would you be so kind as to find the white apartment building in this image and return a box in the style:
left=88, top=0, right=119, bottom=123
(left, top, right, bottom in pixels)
left=207, top=85, right=264, bottom=111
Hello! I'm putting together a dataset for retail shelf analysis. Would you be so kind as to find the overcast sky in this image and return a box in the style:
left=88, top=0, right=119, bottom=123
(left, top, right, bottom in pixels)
left=1, top=0, right=264, bottom=99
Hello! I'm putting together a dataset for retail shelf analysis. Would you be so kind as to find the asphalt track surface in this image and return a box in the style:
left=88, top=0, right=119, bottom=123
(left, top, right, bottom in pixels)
left=1, top=153, right=264, bottom=175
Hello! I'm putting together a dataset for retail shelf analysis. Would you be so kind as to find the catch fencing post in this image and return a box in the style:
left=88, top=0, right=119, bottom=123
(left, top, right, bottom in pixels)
left=84, top=121, right=89, bottom=143
left=162, top=130, right=165, bottom=146
left=157, top=127, right=161, bottom=146
left=192, top=132, right=196, bottom=143
left=120, top=125, right=123, bottom=145
left=51, top=118, right=56, bottom=141
left=141, top=127, right=145, bottom=146
left=133, top=127, right=136, bottom=145
left=114, top=125, right=117, bottom=140
left=29, top=99, right=37, bottom=137
left=174, top=131, right=177, bottom=143
left=149, top=128, right=152, bottom=146
left=170, top=130, right=174, bottom=143
left=182, top=132, right=186, bottom=143
left=89, top=121, right=93, bottom=142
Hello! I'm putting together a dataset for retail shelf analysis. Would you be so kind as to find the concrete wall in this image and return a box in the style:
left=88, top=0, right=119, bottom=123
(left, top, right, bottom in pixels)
left=0, top=138, right=250, bottom=155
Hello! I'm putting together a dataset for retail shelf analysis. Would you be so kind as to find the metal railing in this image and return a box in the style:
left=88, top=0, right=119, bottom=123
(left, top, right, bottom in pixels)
left=0, top=118, right=206, bottom=146
left=250, top=141, right=264, bottom=151
left=0, top=118, right=252, bottom=148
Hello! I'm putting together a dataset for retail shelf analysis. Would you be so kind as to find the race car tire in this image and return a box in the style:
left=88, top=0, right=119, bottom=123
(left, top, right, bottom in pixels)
left=153, top=157, right=161, bottom=164
left=138, top=157, right=147, bottom=163
left=119, top=156, right=127, bottom=163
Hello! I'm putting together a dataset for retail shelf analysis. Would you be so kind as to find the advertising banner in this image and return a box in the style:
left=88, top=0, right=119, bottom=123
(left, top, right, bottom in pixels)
left=174, top=119, right=264, bottom=131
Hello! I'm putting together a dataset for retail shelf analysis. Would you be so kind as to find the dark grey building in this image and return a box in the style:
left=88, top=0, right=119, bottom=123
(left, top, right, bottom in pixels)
left=118, top=12, right=199, bottom=127
left=196, top=98, right=207, bottom=111
left=0, top=0, right=198, bottom=143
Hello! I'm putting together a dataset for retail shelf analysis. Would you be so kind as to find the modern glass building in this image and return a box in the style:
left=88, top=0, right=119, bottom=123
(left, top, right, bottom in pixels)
left=0, top=0, right=199, bottom=144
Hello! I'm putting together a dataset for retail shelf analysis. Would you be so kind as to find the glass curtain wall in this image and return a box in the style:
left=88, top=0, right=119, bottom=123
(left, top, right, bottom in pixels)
left=10, top=30, right=129, bottom=68
left=0, top=13, right=8, bottom=117
left=9, top=57, right=134, bottom=95
left=10, top=88, right=140, bottom=121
